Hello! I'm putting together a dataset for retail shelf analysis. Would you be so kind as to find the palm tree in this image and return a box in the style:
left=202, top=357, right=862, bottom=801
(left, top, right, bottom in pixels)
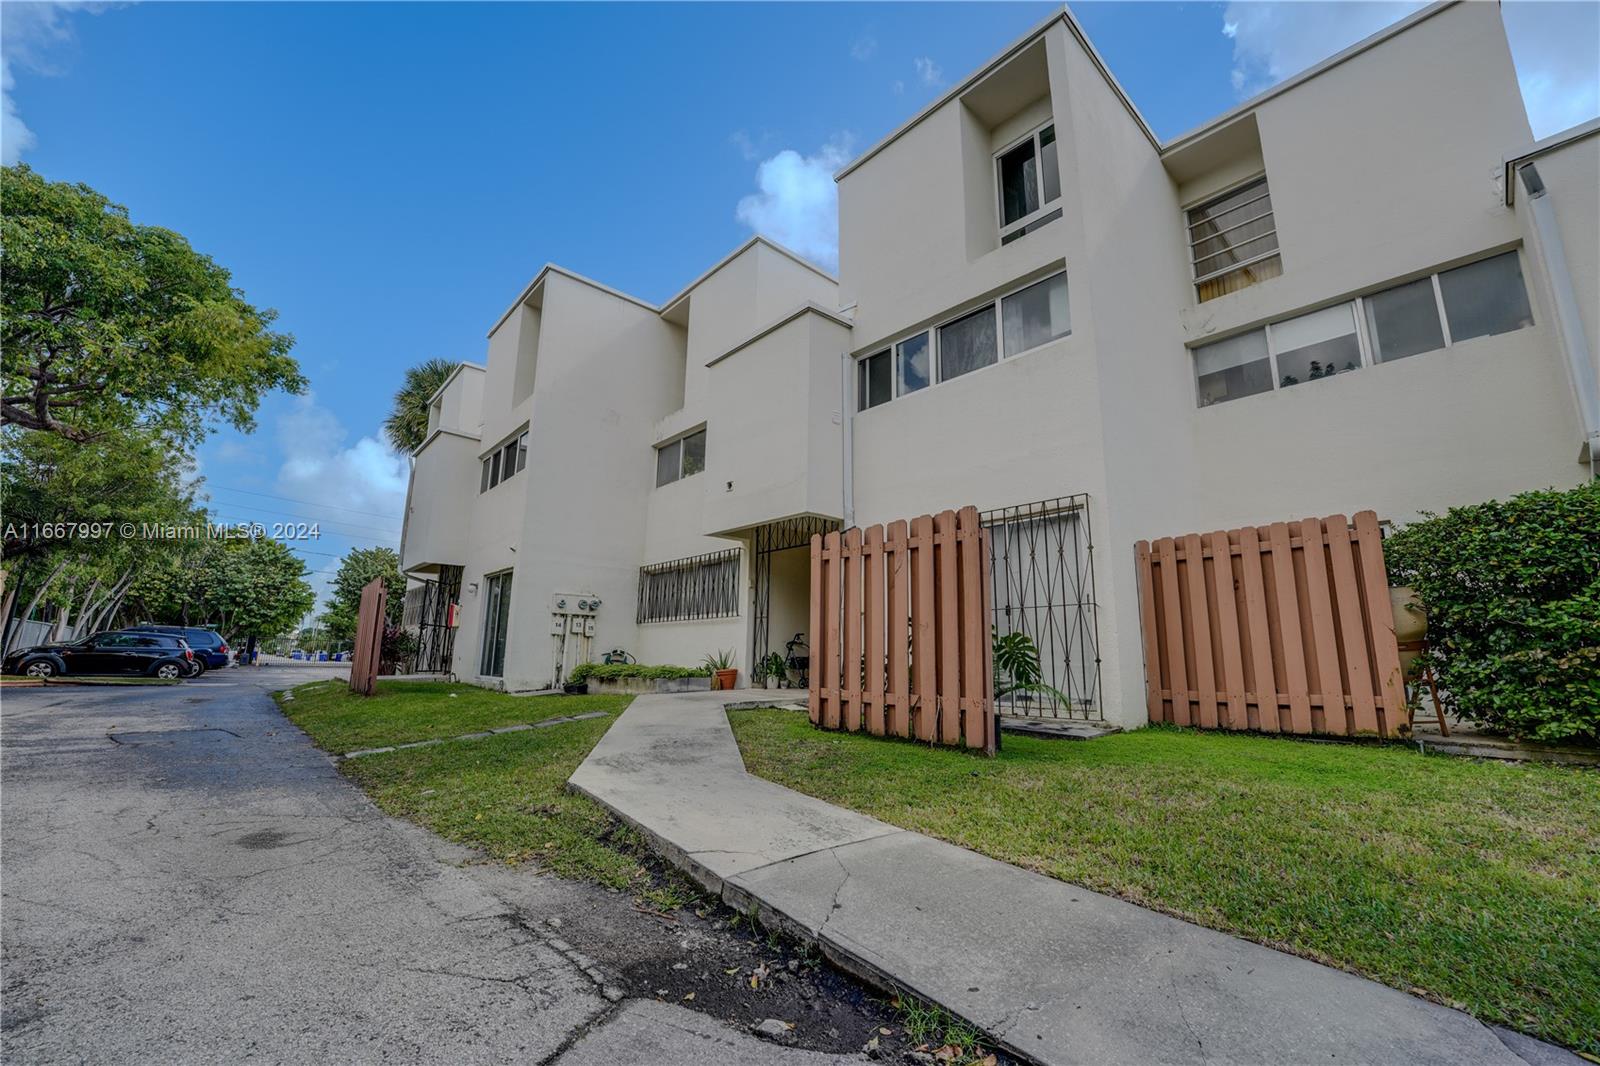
left=383, top=359, right=458, bottom=455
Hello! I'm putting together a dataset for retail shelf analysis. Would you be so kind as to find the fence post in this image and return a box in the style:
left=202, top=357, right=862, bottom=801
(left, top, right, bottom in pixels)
left=349, top=577, right=387, bottom=697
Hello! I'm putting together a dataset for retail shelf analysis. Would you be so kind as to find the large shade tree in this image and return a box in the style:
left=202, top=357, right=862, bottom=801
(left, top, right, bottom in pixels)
left=383, top=358, right=458, bottom=455
left=0, top=164, right=305, bottom=444
left=322, top=546, right=405, bottom=641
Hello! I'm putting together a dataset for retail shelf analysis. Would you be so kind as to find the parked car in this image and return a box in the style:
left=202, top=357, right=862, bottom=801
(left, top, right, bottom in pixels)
left=3, top=630, right=194, bottom=679
left=125, top=625, right=229, bottom=676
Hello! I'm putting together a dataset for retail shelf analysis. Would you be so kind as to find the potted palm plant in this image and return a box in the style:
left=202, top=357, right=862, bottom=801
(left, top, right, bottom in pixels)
left=703, top=649, right=738, bottom=691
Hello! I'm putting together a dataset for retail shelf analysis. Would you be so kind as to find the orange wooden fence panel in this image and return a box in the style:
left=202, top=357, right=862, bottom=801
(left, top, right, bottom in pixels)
left=810, top=506, right=996, bottom=753
left=348, top=577, right=388, bottom=697
left=1134, top=511, right=1406, bottom=737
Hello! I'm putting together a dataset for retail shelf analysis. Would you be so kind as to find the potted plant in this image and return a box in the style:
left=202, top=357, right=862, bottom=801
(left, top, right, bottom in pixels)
left=761, top=651, right=787, bottom=690
left=703, top=649, right=738, bottom=691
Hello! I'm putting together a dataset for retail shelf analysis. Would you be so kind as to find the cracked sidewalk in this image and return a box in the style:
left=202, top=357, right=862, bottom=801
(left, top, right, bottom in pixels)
left=568, top=690, right=1582, bottom=1066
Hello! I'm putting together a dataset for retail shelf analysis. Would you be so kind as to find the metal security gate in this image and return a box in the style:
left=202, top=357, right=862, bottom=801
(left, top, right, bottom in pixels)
left=982, top=495, right=1101, bottom=720
left=751, top=515, right=839, bottom=673
left=403, top=565, right=461, bottom=675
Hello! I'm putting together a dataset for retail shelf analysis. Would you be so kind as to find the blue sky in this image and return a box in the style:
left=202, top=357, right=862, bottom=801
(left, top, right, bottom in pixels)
left=5, top=1, right=1596, bottom=613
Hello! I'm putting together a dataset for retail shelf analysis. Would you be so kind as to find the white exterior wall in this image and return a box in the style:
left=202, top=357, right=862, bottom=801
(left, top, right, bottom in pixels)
left=402, top=2, right=1597, bottom=719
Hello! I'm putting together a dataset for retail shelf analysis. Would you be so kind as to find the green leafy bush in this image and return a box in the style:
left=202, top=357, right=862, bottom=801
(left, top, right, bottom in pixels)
left=1383, top=483, right=1599, bottom=743
left=566, top=662, right=710, bottom=685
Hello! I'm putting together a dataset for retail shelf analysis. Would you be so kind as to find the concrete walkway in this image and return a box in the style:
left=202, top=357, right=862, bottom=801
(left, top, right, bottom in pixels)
left=570, top=691, right=1580, bottom=1066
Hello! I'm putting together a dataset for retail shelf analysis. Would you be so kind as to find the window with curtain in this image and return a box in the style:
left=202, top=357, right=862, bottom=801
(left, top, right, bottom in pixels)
left=1194, top=330, right=1272, bottom=407
left=938, top=304, right=998, bottom=381
left=1188, top=177, right=1282, bottom=302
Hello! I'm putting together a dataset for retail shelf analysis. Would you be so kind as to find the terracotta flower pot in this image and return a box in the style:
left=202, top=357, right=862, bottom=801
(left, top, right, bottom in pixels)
left=713, top=668, right=738, bottom=690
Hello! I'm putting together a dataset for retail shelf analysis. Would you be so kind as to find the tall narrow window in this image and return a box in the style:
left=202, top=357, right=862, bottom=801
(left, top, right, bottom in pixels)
left=479, top=571, right=512, bottom=678
left=680, top=428, right=706, bottom=477
left=896, top=333, right=930, bottom=396
left=480, top=457, right=492, bottom=493
left=516, top=431, right=529, bottom=472
left=857, top=350, right=891, bottom=410
left=655, top=439, right=681, bottom=487
left=489, top=449, right=502, bottom=488
left=996, top=123, right=1061, bottom=243
left=1188, top=177, right=1281, bottom=302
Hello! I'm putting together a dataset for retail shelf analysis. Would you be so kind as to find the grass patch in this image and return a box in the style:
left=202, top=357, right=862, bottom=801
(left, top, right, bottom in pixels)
left=277, top=678, right=630, bottom=754
left=279, top=679, right=670, bottom=892
left=728, top=710, right=1600, bottom=1054
left=337, top=712, right=649, bottom=887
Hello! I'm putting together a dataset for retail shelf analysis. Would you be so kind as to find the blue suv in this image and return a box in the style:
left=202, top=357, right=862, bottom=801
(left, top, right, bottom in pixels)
left=126, top=625, right=230, bottom=675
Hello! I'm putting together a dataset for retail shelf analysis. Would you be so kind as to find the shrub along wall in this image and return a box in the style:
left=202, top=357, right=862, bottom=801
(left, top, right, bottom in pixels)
left=566, top=662, right=710, bottom=684
left=1384, top=483, right=1599, bottom=743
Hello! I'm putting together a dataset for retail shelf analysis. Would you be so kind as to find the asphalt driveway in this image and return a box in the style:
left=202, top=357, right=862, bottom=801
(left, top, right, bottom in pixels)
left=1, top=666, right=611, bottom=1063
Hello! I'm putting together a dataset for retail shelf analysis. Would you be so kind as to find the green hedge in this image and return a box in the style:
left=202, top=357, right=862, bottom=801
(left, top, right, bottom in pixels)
left=566, top=662, right=711, bottom=685
left=1383, top=483, right=1599, bottom=743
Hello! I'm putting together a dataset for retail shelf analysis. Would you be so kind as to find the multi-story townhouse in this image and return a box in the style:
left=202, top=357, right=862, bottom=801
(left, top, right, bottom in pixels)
left=401, top=1, right=1598, bottom=731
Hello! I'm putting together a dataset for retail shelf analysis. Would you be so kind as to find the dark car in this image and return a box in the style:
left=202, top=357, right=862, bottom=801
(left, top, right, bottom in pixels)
left=126, top=625, right=230, bottom=674
left=3, top=630, right=194, bottom=680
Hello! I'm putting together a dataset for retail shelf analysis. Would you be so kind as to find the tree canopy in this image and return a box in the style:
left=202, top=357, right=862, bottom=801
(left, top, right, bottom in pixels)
left=383, top=358, right=458, bottom=454
left=322, top=546, right=405, bottom=642
left=0, top=164, right=305, bottom=444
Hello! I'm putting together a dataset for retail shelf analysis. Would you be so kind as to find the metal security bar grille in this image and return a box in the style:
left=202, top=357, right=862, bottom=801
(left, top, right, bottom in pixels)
left=752, top=515, right=841, bottom=671
left=982, top=495, right=1102, bottom=720
left=637, top=549, right=742, bottom=623
left=404, top=566, right=461, bottom=675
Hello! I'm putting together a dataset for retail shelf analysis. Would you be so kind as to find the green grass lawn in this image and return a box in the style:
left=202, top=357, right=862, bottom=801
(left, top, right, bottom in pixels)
left=277, top=678, right=630, bottom=754
left=279, top=679, right=648, bottom=888
left=728, top=710, right=1600, bottom=1054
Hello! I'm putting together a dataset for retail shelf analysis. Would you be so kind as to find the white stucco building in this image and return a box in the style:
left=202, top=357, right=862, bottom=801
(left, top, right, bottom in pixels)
left=400, top=1, right=1598, bottom=730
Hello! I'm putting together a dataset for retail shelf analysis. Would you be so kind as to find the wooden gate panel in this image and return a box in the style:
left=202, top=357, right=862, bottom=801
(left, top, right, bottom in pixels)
left=1135, top=511, right=1405, bottom=738
left=809, top=507, right=995, bottom=753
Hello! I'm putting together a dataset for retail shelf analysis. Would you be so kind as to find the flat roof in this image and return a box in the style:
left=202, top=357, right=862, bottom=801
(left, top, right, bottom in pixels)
left=835, top=1, right=1462, bottom=181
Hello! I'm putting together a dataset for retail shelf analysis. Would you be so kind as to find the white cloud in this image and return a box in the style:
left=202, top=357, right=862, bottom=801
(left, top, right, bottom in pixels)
left=0, top=2, right=115, bottom=165
left=1221, top=1, right=1599, bottom=138
left=851, top=33, right=877, bottom=62
left=914, top=56, right=944, bottom=89
left=273, top=394, right=408, bottom=532
left=892, top=79, right=905, bottom=96
left=735, top=137, right=852, bottom=273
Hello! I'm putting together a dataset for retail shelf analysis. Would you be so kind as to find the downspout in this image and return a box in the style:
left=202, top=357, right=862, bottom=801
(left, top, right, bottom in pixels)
left=840, top=351, right=855, bottom=529
left=1518, top=162, right=1600, bottom=479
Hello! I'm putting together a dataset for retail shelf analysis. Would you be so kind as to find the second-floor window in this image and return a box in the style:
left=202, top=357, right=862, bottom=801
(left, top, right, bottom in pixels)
left=1193, top=250, right=1533, bottom=407
left=996, top=122, right=1062, bottom=245
left=858, top=271, right=1071, bottom=411
left=655, top=428, right=706, bottom=487
left=1188, top=176, right=1282, bottom=302
left=480, top=431, right=528, bottom=493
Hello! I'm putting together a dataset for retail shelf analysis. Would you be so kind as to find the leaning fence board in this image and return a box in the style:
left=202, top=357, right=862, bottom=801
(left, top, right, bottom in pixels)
left=1135, top=511, right=1405, bottom=738
left=348, top=577, right=388, bottom=697
left=810, top=507, right=995, bottom=754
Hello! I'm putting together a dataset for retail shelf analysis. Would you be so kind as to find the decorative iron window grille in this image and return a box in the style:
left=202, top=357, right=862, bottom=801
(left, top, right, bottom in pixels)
left=403, top=566, right=461, bottom=675
left=637, top=548, right=742, bottom=623
left=981, top=495, right=1102, bottom=720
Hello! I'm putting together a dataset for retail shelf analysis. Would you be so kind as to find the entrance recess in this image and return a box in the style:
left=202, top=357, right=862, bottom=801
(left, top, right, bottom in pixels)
left=751, top=515, right=840, bottom=675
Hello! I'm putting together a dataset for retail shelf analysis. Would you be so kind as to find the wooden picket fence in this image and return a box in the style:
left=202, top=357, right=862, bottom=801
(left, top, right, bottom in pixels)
left=1134, top=511, right=1407, bottom=737
left=348, top=577, right=388, bottom=697
left=809, top=506, right=997, bottom=754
